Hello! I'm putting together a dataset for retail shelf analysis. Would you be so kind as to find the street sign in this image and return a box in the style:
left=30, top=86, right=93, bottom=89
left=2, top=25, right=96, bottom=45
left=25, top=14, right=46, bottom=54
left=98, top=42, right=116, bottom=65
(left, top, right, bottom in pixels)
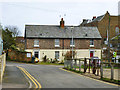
left=113, top=52, right=117, bottom=57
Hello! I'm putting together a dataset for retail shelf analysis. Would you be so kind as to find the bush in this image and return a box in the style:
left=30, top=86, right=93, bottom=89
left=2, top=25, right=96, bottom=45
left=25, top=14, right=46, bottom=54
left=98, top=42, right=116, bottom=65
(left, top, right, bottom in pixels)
left=64, top=50, right=76, bottom=60
left=42, top=55, right=47, bottom=62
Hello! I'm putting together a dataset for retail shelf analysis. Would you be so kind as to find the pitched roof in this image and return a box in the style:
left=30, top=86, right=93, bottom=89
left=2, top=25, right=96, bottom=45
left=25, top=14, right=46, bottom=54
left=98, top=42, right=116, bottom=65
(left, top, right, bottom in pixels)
left=91, top=15, right=104, bottom=22
left=25, top=25, right=101, bottom=39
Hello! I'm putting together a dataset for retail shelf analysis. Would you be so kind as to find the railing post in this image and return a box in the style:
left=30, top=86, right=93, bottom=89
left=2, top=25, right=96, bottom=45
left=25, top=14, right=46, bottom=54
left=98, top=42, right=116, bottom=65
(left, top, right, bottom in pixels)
left=79, top=59, right=81, bottom=72
left=100, top=60, right=103, bottom=79
left=74, top=59, right=76, bottom=71
left=89, top=59, right=90, bottom=73
left=84, top=58, right=87, bottom=73
left=111, top=64, right=114, bottom=80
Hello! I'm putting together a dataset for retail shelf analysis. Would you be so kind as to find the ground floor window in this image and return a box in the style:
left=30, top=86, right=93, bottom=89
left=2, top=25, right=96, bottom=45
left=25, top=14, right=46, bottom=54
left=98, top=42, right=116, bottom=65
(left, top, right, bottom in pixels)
left=34, top=51, right=39, bottom=58
left=55, top=51, right=59, bottom=60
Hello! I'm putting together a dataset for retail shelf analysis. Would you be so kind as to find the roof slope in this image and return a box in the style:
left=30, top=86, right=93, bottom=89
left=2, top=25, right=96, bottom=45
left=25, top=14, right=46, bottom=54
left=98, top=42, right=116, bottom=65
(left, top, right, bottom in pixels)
left=25, top=25, right=101, bottom=39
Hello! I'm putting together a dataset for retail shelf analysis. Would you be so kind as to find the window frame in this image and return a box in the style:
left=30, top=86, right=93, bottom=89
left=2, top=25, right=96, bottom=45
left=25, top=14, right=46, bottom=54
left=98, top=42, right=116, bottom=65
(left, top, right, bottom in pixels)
left=70, top=39, right=75, bottom=47
left=34, top=39, right=39, bottom=47
left=90, top=39, right=94, bottom=47
left=55, top=39, right=60, bottom=47
left=55, top=51, right=59, bottom=60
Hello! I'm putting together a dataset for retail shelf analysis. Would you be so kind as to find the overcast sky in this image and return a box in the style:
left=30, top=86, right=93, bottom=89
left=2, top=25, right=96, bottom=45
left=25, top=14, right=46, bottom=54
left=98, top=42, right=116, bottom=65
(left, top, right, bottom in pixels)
left=0, top=0, right=119, bottom=36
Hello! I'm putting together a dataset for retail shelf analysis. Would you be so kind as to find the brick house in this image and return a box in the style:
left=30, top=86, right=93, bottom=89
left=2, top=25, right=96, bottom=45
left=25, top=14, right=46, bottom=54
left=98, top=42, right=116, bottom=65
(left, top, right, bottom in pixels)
left=80, top=11, right=120, bottom=44
left=25, top=18, right=102, bottom=61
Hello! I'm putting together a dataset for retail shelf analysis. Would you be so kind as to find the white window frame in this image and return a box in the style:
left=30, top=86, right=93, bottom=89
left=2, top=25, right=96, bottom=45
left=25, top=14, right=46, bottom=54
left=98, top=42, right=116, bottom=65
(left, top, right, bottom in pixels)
left=55, top=51, right=59, bottom=60
left=115, top=27, right=119, bottom=35
left=34, top=40, right=39, bottom=47
left=90, top=39, right=94, bottom=47
left=70, top=39, right=75, bottom=47
left=55, top=39, right=60, bottom=47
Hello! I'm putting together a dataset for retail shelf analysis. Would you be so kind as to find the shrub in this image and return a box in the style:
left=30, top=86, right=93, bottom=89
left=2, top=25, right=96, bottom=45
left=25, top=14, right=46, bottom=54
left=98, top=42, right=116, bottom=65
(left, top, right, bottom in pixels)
left=42, top=55, right=47, bottom=62
left=64, top=50, right=76, bottom=60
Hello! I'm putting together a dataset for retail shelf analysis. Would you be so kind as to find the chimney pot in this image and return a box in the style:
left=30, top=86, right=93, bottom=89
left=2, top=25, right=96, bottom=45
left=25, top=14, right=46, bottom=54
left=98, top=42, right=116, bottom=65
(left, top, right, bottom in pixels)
left=60, top=18, right=64, bottom=28
left=92, top=16, right=96, bottom=20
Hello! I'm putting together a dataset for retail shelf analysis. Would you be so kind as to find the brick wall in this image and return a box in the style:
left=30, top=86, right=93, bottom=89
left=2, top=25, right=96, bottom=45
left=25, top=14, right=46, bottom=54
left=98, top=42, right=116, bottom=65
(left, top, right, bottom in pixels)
left=8, top=49, right=32, bottom=62
left=26, top=38, right=101, bottom=49
left=80, top=12, right=119, bottom=44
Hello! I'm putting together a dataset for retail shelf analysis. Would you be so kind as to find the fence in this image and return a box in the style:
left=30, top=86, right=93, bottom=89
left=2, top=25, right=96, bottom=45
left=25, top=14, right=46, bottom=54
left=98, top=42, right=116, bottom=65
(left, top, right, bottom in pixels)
left=0, top=53, right=6, bottom=84
left=64, top=58, right=120, bottom=80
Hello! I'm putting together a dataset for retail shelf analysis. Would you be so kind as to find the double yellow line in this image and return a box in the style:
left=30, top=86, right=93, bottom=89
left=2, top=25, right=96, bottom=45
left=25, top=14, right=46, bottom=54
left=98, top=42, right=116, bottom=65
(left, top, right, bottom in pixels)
left=17, top=66, right=42, bottom=89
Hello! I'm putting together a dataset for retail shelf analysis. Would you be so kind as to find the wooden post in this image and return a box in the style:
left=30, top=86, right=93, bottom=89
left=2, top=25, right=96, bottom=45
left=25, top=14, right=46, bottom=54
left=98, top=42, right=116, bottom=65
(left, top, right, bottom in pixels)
left=64, top=60, right=65, bottom=68
left=111, top=64, right=114, bottom=80
left=84, top=58, right=87, bottom=73
left=74, top=59, right=76, bottom=71
left=67, top=60, right=68, bottom=68
left=79, top=60, right=81, bottom=72
left=89, top=59, right=90, bottom=73
left=100, top=62, right=103, bottom=79
left=97, top=60, right=99, bottom=76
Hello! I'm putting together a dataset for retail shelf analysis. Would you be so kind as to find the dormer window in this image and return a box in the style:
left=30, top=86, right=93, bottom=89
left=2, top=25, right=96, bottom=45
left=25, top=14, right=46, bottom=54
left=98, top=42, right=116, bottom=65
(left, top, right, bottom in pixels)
left=34, top=40, right=39, bottom=47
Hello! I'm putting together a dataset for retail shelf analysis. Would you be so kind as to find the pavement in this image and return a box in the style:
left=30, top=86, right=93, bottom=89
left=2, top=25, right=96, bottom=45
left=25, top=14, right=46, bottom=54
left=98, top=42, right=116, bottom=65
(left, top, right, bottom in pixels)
left=2, top=65, right=29, bottom=89
left=1, top=61, right=120, bottom=89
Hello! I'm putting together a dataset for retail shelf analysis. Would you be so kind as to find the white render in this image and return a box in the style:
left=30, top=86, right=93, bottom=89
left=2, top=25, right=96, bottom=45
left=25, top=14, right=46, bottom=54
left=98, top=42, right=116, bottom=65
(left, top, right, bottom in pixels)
left=25, top=49, right=101, bottom=61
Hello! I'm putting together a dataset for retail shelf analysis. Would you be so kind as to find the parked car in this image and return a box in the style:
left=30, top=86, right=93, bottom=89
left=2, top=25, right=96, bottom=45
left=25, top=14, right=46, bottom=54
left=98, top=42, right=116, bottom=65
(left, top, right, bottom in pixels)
left=35, top=57, right=39, bottom=63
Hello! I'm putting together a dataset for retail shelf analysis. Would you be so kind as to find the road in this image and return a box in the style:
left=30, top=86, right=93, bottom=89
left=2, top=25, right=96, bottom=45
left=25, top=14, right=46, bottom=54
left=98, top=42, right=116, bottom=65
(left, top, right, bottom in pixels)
left=3, top=61, right=119, bottom=88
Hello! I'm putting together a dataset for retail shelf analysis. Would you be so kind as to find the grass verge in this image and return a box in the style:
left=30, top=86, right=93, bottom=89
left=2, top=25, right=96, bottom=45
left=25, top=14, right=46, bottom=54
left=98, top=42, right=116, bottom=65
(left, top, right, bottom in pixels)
left=36, top=62, right=64, bottom=65
left=63, top=67, right=120, bottom=85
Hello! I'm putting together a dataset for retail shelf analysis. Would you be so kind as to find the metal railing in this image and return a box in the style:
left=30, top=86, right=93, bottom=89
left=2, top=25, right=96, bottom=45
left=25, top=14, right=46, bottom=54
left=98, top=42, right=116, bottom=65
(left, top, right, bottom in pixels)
left=64, top=58, right=120, bottom=80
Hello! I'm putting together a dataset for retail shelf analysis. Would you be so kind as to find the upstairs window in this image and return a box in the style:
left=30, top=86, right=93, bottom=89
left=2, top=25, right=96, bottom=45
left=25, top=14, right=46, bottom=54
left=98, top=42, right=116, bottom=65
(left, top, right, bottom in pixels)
left=90, top=39, right=94, bottom=47
left=55, top=39, right=60, bottom=47
left=115, top=26, right=119, bottom=35
left=70, top=39, right=75, bottom=47
left=34, top=40, right=39, bottom=47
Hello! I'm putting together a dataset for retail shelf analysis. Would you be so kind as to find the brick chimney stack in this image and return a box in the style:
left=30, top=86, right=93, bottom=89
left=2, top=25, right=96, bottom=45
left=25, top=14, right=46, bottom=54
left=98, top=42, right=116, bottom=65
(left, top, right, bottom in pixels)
left=60, top=18, right=64, bottom=28
left=92, top=16, right=96, bottom=20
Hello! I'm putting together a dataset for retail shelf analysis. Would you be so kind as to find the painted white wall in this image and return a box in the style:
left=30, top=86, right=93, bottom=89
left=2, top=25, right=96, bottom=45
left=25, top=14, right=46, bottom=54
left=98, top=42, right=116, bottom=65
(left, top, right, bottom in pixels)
left=25, top=49, right=101, bottom=61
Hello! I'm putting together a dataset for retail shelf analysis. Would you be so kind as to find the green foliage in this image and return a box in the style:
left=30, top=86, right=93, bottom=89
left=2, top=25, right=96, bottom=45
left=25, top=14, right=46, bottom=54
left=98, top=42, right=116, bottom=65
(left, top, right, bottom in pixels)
left=2, top=28, right=16, bottom=50
left=42, top=55, right=47, bottom=62
left=64, top=50, right=76, bottom=60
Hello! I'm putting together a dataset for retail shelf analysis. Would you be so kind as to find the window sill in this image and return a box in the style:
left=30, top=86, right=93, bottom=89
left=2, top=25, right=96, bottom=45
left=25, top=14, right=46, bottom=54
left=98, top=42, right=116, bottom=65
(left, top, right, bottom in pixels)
left=55, top=45, right=60, bottom=47
left=70, top=45, right=75, bottom=47
left=34, top=45, right=39, bottom=47
left=90, top=45, right=94, bottom=47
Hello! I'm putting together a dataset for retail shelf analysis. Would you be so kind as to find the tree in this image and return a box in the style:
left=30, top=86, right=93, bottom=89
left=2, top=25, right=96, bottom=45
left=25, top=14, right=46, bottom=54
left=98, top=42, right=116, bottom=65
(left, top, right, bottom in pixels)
left=4, top=26, right=21, bottom=37
left=64, top=50, right=76, bottom=60
left=2, top=28, right=16, bottom=50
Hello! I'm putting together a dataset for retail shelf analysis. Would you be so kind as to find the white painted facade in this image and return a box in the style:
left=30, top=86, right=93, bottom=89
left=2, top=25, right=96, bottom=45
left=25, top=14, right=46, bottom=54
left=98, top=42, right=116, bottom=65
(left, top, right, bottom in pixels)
left=25, top=49, right=101, bottom=61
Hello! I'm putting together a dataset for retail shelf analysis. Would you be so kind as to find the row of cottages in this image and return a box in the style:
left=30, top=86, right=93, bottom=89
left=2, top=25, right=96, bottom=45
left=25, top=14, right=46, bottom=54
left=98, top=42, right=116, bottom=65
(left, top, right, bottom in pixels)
left=24, top=18, right=102, bottom=61
left=80, top=11, right=119, bottom=45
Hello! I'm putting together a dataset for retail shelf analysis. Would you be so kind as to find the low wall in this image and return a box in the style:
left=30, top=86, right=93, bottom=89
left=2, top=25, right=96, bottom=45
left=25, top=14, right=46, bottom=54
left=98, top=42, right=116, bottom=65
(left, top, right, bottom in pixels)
left=0, top=53, right=6, bottom=84
left=8, top=49, right=32, bottom=62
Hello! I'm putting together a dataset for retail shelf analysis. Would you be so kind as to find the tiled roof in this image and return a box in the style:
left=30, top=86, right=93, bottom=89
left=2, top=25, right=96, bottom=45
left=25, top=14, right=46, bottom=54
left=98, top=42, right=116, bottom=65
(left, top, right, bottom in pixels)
left=25, top=25, right=101, bottom=39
